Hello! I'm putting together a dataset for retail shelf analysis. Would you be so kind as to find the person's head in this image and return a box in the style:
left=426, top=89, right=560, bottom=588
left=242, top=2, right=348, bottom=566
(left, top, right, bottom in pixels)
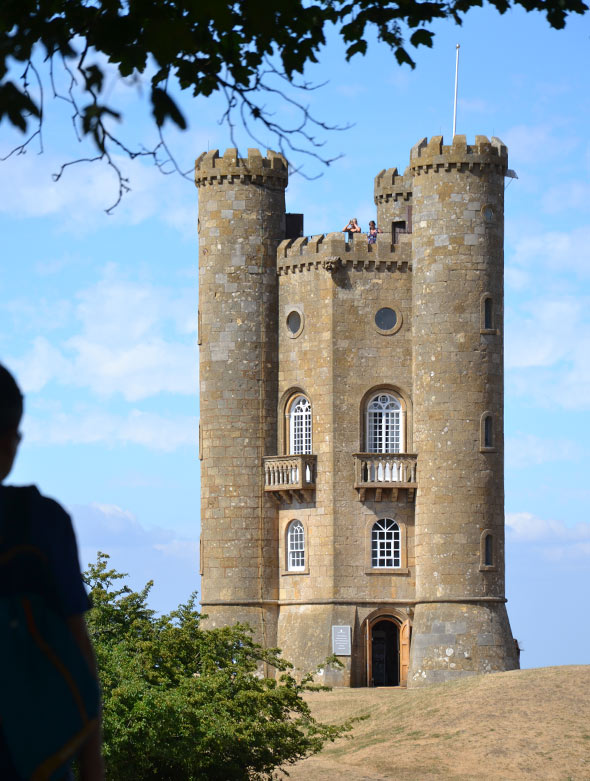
left=369, top=221, right=376, bottom=229
left=0, top=364, right=23, bottom=482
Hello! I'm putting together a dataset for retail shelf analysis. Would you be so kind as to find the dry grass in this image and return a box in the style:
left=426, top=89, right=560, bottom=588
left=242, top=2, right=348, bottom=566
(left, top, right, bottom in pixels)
left=284, top=666, right=590, bottom=780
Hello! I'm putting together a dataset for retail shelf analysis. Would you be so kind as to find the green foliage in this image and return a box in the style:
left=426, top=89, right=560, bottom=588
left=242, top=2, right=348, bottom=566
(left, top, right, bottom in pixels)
left=84, top=553, right=346, bottom=780
left=1, top=0, right=588, bottom=151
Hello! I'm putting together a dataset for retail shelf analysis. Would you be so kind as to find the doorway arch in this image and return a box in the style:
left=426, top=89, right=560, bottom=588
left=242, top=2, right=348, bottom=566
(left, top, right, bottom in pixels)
left=366, top=612, right=411, bottom=687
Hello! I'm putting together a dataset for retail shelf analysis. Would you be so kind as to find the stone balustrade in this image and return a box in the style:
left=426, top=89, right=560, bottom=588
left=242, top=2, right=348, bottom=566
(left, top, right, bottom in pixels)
left=263, top=455, right=316, bottom=503
left=353, top=453, right=418, bottom=502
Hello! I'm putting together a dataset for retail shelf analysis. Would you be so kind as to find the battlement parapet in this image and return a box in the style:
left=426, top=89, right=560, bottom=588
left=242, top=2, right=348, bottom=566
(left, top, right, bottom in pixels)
left=409, top=135, right=508, bottom=176
left=277, top=232, right=412, bottom=275
left=374, top=166, right=413, bottom=205
left=195, top=148, right=288, bottom=188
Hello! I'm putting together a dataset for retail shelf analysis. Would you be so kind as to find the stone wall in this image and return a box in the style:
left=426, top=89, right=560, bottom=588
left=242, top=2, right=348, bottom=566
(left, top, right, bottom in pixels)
left=195, top=148, right=286, bottom=645
left=408, top=135, right=518, bottom=684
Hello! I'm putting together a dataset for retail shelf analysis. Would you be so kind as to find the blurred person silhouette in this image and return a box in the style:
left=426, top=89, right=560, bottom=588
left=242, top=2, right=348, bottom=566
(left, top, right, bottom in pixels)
left=0, top=364, right=103, bottom=780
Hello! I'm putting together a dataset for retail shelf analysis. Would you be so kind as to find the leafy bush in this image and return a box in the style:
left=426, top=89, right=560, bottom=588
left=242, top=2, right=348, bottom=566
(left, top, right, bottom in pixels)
left=84, top=553, right=345, bottom=780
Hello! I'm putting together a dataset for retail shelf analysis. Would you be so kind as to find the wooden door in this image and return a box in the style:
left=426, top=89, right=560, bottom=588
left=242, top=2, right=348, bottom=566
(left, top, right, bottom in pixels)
left=400, top=619, right=411, bottom=686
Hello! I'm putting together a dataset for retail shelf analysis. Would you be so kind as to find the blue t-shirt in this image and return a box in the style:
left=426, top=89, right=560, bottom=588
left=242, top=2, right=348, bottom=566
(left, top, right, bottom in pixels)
left=0, top=485, right=89, bottom=780
left=0, top=485, right=90, bottom=617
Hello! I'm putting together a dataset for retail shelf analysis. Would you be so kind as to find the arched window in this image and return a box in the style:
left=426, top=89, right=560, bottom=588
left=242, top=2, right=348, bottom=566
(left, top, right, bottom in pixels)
left=367, top=393, right=402, bottom=453
left=371, top=518, right=400, bottom=568
left=288, top=395, right=312, bottom=454
left=287, top=520, right=305, bottom=571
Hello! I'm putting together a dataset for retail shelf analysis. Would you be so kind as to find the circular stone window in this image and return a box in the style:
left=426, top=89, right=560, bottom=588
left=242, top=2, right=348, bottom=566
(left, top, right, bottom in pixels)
left=375, top=307, right=402, bottom=335
left=286, top=308, right=304, bottom=338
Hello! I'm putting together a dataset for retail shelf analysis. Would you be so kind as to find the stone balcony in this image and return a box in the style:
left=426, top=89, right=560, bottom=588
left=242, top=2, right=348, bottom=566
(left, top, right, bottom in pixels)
left=263, top=455, right=317, bottom=504
left=353, top=453, right=418, bottom=502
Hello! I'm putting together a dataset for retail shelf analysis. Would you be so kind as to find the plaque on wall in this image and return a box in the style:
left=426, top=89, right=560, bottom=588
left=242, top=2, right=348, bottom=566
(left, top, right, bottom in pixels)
left=332, top=625, right=352, bottom=656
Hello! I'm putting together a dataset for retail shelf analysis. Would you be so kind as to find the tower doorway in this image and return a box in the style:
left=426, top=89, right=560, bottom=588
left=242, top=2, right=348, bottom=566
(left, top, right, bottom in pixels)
left=370, top=619, right=400, bottom=686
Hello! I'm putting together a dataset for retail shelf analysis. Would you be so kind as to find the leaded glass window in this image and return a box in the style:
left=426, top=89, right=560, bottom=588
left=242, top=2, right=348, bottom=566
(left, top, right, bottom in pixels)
left=289, top=396, right=312, bottom=455
left=371, top=518, right=401, bottom=568
left=367, top=394, right=401, bottom=453
left=287, top=520, right=305, bottom=571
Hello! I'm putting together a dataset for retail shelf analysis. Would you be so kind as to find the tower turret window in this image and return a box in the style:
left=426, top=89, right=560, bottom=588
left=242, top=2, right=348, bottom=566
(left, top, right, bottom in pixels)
left=484, top=297, right=493, bottom=329
left=480, top=529, right=496, bottom=570
left=288, top=395, right=312, bottom=454
left=367, top=394, right=403, bottom=453
left=371, top=518, right=401, bottom=568
left=480, top=293, right=496, bottom=333
left=484, top=533, right=493, bottom=566
left=287, top=520, right=305, bottom=571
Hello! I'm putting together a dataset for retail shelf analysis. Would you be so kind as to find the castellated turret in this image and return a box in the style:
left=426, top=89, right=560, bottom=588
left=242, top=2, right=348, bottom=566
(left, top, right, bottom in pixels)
left=408, top=135, right=518, bottom=684
left=195, top=148, right=287, bottom=647
left=195, top=137, right=519, bottom=688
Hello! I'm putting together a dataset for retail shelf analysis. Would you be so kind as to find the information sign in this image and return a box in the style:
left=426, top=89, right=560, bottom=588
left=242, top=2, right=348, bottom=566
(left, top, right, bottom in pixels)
left=332, top=625, right=352, bottom=656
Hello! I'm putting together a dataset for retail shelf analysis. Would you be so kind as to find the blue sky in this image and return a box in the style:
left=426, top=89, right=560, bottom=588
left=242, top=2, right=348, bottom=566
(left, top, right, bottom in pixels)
left=1, top=7, right=589, bottom=669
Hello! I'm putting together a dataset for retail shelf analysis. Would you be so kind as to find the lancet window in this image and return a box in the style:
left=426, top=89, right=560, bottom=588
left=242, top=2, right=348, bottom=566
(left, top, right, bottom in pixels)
left=287, top=520, right=305, bottom=571
left=288, top=395, right=312, bottom=455
left=366, top=393, right=402, bottom=453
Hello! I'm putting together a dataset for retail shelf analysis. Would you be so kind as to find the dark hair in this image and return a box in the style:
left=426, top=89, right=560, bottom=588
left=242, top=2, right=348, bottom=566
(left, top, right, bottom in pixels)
left=0, top=364, right=23, bottom=434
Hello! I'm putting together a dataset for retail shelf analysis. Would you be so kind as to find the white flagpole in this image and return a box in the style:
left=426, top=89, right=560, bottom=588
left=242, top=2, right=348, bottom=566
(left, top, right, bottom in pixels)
left=453, top=44, right=460, bottom=138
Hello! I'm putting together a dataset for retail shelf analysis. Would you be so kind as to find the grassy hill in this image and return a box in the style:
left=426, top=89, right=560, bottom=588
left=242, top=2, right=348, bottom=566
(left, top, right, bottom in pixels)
left=285, top=666, right=590, bottom=780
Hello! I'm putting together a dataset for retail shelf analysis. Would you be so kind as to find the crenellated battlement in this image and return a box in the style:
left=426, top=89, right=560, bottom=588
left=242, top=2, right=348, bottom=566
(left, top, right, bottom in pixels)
left=409, top=135, right=508, bottom=176
left=374, top=166, right=412, bottom=205
left=276, top=231, right=412, bottom=275
left=195, top=147, right=288, bottom=188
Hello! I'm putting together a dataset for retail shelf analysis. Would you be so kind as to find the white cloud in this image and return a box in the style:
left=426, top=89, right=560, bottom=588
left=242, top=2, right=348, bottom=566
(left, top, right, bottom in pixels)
left=503, top=123, right=580, bottom=167
left=506, top=434, right=582, bottom=469
left=23, top=407, right=196, bottom=451
left=10, top=264, right=198, bottom=401
left=508, top=226, right=590, bottom=280
left=0, top=150, right=197, bottom=236
left=70, top=502, right=199, bottom=612
left=507, top=512, right=590, bottom=562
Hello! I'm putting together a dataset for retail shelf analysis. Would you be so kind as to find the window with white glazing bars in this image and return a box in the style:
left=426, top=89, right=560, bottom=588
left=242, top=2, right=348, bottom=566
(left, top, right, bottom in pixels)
left=371, top=518, right=400, bottom=568
left=287, top=520, right=305, bottom=571
left=289, top=396, right=312, bottom=454
left=367, top=394, right=401, bottom=452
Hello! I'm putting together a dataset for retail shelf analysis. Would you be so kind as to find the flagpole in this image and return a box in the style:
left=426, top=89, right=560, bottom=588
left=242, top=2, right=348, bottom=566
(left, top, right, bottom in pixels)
left=453, top=44, right=460, bottom=138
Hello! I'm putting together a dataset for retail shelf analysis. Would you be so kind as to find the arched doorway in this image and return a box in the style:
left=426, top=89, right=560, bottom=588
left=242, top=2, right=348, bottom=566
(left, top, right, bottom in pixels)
left=370, top=618, right=399, bottom=687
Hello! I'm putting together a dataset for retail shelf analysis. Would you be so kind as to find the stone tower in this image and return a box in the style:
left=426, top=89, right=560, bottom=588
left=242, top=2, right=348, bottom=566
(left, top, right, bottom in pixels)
left=195, top=136, right=519, bottom=688
left=195, top=148, right=287, bottom=648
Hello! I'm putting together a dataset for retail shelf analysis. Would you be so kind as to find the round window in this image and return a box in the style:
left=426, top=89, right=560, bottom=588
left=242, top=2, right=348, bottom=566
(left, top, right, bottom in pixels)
left=482, top=205, right=495, bottom=222
left=375, top=307, right=397, bottom=331
left=286, top=309, right=303, bottom=337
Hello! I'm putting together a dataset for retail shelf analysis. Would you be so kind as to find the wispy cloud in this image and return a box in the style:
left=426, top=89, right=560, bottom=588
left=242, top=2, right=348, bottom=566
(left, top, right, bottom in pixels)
left=71, top=502, right=199, bottom=612
left=506, top=512, right=590, bottom=561
left=506, top=434, right=582, bottom=469
left=9, top=264, right=198, bottom=402
left=23, top=406, right=196, bottom=451
left=0, top=151, right=197, bottom=237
